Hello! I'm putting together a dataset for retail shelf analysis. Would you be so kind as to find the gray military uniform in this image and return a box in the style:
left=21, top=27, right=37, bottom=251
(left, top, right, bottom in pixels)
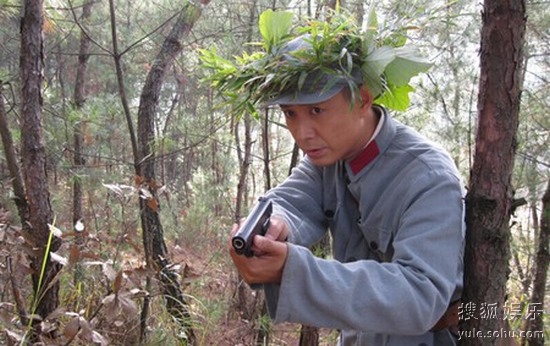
left=263, top=107, right=465, bottom=345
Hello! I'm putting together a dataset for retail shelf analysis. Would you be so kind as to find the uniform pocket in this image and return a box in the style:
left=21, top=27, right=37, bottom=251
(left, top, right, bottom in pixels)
left=358, top=225, right=394, bottom=262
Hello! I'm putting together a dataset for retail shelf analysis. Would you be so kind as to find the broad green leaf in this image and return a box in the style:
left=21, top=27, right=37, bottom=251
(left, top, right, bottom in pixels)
left=361, top=46, right=395, bottom=98
left=361, top=64, right=384, bottom=99
left=364, top=46, right=395, bottom=77
left=384, top=46, right=432, bottom=87
left=259, top=10, right=293, bottom=50
left=363, top=3, right=378, bottom=50
left=375, top=84, right=414, bottom=111
left=198, top=47, right=236, bottom=74
left=382, top=29, right=409, bottom=48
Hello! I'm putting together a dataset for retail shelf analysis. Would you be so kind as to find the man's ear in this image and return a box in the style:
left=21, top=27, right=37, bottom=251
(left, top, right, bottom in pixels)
left=359, top=85, right=373, bottom=109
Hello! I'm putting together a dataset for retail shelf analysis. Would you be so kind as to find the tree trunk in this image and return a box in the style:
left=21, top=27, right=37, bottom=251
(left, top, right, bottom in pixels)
left=288, top=143, right=300, bottom=176
left=72, top=0, right=93, bottom=284
left=234, top=113, right=252, bottom=224
left=524, top=179, right=550, bottom=346
left=108, top=1, right=209, bottom=343
left=461, top=1, right=526, bottom=345
left=0, top=84, right=33, bottom=330
left=20, top=0, right=61, bottom=339
left=0, top=85, right=30, bottom=232
left=108, top=0, right=139, bottom=167
left=234, top=112, right=254, bottom=318
left=136, top=3, right=208, bottom=344
left=262, top=108, right=271, bottom=191
left=299, top=325, right=319, bottom=346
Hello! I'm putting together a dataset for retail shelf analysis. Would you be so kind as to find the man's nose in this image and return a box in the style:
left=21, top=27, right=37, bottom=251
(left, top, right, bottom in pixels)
left=295, top=119, right=315, bottom=141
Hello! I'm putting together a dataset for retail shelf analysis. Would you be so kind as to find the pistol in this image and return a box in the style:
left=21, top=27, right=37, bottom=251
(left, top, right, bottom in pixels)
left=232, top=197, right=272, bottom=257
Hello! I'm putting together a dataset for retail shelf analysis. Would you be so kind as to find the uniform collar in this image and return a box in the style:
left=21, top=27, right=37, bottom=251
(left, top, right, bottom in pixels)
left=348, top=140, right=380, bottom=175
left=345, top=105, right=393, bottom=176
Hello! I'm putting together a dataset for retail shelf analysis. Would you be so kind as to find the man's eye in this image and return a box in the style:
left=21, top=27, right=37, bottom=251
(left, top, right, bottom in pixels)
left=311, top=107, right=323, bottom=115
left=283, top=110, right=295, bottom=118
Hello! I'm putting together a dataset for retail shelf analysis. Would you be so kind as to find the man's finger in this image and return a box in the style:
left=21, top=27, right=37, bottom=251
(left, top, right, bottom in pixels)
left=230, top=223, right=239, bottom=236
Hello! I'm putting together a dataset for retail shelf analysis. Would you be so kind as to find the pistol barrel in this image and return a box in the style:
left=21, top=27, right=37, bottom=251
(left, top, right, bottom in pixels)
left=232, top=197, right=272, bottom=257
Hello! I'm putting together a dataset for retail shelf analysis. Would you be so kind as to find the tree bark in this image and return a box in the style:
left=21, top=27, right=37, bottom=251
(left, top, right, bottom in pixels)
left=0, top=84, right=32, bottom=329
left=71, top=0, right=93, bottom=277
left=0, top=85, right=30, bottom=231
left=231, top=0, right=263, bottom=328
left=299, top=325, right=319, bottom=346
left=108, top=0, right=139, bottom=167
left=262, top=108, right=271, bottom=191
left=524, top=179, right=550, bottom=346
left=461, top=1, right=526, bottom=345
left=136, top=3, right=207, bottom=344
left=107, top=1, right=210, bottom=343
left=20, top=0, right=61, bottom=339
left=234, top=113, right=252, bottom=224
left=234, top=113, right=255, bottom=319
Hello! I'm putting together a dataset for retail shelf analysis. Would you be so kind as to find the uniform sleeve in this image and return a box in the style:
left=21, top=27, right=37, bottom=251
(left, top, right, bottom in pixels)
left=265, top=157, right=328, bottom=247
left=266, top=169, right=465, bottom=335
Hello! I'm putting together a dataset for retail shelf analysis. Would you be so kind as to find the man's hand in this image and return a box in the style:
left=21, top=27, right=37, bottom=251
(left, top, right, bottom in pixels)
left=263, top=216, right=289, bottom=241
left=229, top=216, right=289, bottom=284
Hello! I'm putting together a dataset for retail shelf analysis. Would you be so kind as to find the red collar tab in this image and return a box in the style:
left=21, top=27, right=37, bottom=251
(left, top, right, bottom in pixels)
left=349, top=141, right=380, bottom=175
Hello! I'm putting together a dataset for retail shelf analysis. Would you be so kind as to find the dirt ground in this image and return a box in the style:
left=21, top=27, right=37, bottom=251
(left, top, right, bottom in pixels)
left=173, top=240, right=339, bottom=346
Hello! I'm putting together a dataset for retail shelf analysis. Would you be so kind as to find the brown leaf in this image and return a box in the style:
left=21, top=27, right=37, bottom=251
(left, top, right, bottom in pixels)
left=14, top=252, right=34, bottom=276
left=63, top=316, right=80, bottom=339
left=135, top=175, right=144, bottom=185
left=41, top=319, right=57, bottom=334
left=68, top=244, right=80, bottom=266
left=140, top=187, right=153, bottom=200
left=45, top=307, right=66, bottom=321
left=20, top=242, right=40, bottom=258
left=129, top=288, right=149, bottom=299
left=91, top=330, right=109, bottom=346
left=113, top=270, right=123, bottom=294
left=5, top=329, right=23, bottom=343
left=0, top=303, right=15, bottom=327
left=50, top=251, right=68, bottom=266
left=119, top=295, right=138, bottom=316
left=79, top=318, right=94, bottom=340
left=102, top=294, right=119, bottom=317
left=149, top=178, right=159, bottom=190
left=102, top=263, right=117, bottom=281
left=77, top=250, right=100, bottom=261
left=124, top=268, right=145, bottom=289
left=147, top=198, right=159, bottom=212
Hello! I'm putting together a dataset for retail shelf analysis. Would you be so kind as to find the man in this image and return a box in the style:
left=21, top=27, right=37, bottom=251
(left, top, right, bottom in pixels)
left=221, top=11, right=465, bottom=346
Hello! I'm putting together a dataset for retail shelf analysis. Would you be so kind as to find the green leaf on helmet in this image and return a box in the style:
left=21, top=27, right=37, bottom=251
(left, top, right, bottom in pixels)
left=259, top=10, right=293, bottom=50
left=375, top=84, right=415, bottom=111
left=385, top=46, right=432, bottom=87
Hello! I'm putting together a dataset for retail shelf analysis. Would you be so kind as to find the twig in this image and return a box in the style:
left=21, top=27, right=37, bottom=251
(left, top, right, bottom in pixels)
left=7, top=256, right=29, bottom=326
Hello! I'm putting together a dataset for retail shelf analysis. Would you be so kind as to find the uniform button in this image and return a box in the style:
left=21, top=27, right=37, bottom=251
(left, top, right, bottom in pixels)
left=325, top=210, right=334, bottom=218
left=369, top=241, right=378, bottom=251
left=346, top=257, right=357, bottom=262
left=344, top=173, right=351, bottom=184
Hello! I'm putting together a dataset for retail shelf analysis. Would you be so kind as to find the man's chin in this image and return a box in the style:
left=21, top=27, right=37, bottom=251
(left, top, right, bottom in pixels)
left=307, top=156, right=337, bottom=167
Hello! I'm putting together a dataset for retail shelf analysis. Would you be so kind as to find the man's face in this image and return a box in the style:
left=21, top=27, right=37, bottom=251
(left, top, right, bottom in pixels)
left=280, top=87, right=374, bottom=166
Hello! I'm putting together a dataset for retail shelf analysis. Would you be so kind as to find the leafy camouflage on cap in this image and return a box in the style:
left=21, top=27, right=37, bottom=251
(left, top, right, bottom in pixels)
left=199, top=7, right=432, bottom=117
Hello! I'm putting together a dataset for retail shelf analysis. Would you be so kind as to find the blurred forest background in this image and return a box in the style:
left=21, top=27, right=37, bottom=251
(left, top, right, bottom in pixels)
left=0, top=0, right=548, bottom=345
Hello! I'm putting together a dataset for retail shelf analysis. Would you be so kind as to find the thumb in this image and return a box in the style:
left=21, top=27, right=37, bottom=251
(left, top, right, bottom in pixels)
left=254, top=234, right=287, bottom=257
left=254, top=234, right=288, bottom=258
left=253, top=234, right=275, bottom=252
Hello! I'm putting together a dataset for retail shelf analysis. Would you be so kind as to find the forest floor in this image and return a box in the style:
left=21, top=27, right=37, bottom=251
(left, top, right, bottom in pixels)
left=0, top=210, right=337, bottom=346
left=175, top=238, right=338, bottom=346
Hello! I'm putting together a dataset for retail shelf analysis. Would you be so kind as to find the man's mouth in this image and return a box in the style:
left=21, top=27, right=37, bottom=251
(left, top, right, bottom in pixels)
left=305, top=148, right=326, bottom=159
